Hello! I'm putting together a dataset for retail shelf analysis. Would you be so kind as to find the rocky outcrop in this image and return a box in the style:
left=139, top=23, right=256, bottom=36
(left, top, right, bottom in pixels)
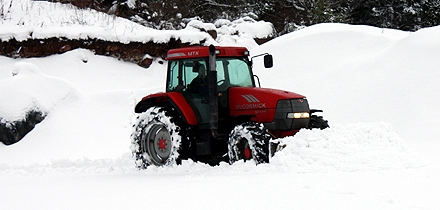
left=0, top=110, right=46, bottom=145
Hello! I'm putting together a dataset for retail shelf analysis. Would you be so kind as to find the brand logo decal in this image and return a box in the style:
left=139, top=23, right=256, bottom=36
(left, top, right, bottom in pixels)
left=241, top=94, right=260, bottom=103
left=188, top=51, right=199, bottom=56
left=237, top=94, right=265, bottom=109
left=236, top=103, right=266, bottom=109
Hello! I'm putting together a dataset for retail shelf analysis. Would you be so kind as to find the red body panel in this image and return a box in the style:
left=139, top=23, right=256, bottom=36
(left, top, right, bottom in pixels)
left=229, top=87, right=306, bottom=123
left=167, top=46, right=248, bottom=60
left=140, top=92, right=198, bottom=125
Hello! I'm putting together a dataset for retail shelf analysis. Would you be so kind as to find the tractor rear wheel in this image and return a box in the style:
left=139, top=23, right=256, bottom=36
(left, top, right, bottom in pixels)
left=228, top=121, right=271, bottom=164
left=131, top=106, right=181, bottom=169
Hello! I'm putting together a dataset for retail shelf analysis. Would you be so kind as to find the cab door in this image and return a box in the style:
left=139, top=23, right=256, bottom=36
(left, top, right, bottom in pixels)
left=167, top=59, right=210, bottom=125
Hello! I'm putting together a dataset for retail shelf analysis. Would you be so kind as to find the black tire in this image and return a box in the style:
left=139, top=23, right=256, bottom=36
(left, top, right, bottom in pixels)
left=131, top=106, right=181, bottom=169
left=228, top=121, right=271, bottom=164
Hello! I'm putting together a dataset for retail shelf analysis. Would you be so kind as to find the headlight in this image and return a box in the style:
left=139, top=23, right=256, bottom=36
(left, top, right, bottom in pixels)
left=287, top=112, right=310, bottom=119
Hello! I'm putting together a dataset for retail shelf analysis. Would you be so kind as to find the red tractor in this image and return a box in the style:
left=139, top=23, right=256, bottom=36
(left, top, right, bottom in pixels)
left=131, top=45, right=328, bottom=168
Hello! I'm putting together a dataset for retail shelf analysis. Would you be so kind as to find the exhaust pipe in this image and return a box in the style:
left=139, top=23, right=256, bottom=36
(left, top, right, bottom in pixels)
left=208, top=45, right=222, bottom=139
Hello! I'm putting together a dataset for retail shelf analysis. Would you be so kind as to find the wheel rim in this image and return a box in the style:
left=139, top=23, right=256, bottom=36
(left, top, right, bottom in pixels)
left=228, top=122, right=271, bottom=165
left=143, top=123, right=172, bottom=166
left=238, top=139, right=252, bottom=160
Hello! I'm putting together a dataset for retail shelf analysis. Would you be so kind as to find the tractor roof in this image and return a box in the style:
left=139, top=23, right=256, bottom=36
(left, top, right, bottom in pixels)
left=167, top=46, right=249, bottom=60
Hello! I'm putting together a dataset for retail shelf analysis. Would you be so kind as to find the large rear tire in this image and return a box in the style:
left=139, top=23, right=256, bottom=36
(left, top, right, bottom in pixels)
left=131, top=107, right=181, bottom=169
left=228, top=121, right=271, bottom=164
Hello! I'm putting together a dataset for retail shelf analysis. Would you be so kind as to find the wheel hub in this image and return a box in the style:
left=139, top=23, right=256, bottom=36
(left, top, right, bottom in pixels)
left=143, top=123, right=172, bottom=166
left=158, top=138, right=167, bottom=150
left=244, top=147, right=252, bottom=159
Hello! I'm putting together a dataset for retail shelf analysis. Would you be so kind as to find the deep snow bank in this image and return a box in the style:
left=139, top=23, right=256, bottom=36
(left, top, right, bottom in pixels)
left=252, top=23, right=440, bottom=146
left=271, top=122, right=420, bottom=172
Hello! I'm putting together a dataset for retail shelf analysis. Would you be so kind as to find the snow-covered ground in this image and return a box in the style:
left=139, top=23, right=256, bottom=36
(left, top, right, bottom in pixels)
left=1, top=1, right=440, bottom=209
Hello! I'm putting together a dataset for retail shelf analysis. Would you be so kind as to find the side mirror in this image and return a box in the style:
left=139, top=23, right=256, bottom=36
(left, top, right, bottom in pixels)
left=264, top=54, right=273, bottom=68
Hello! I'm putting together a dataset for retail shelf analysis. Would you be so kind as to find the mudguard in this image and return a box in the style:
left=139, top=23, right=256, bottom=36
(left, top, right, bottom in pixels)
left=134, top=92, right=198, bottom=125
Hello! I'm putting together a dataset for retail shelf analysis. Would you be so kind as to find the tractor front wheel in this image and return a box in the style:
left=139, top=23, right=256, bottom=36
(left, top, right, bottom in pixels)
left=228, top=122, right=271, bottom=164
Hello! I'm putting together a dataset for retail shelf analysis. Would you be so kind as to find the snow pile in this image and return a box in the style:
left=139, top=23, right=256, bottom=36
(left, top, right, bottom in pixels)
left=0, top=62, right=76, bottom=122
left=271, top=123, right=419, bottom=172
left=252, top=23, right=440, bottom=149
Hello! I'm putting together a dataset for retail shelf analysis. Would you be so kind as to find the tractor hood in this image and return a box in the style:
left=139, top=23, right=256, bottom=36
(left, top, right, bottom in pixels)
left=228, top=87, right=310, bottom=126
left=229, top=87, right=306, bottom=111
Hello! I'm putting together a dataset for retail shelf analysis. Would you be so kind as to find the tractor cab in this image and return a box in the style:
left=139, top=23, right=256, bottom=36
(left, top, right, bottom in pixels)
left=166, top=46, right=263, bottom=127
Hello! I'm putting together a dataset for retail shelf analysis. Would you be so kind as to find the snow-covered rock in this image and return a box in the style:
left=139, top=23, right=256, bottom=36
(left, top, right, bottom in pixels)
left=0, top=62, right=77, bottom=145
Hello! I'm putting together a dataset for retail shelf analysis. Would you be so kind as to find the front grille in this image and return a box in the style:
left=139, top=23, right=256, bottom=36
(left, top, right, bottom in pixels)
left=264, top=99, right=310, bottom=130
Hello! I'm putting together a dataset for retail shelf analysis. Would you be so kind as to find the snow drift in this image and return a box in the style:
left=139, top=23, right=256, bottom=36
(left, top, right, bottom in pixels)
left=252, top=24, right=440, bottom=153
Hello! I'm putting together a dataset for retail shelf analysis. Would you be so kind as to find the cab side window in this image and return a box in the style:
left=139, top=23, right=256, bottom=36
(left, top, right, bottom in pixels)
left=167, top=59, right=207, bottom=92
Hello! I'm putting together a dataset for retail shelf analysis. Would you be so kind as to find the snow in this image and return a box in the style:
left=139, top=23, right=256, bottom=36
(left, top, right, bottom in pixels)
left=0, top=62, right=75, bottom=121
left=0, top=0, right=272, bottom=47
left=1, top=1, right=440, bottom=209
left=0, top=0, right=214, bottom=44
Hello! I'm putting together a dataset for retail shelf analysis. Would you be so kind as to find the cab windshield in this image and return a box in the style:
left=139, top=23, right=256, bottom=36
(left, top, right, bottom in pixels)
left=216, top=58, right=254, bottom=91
